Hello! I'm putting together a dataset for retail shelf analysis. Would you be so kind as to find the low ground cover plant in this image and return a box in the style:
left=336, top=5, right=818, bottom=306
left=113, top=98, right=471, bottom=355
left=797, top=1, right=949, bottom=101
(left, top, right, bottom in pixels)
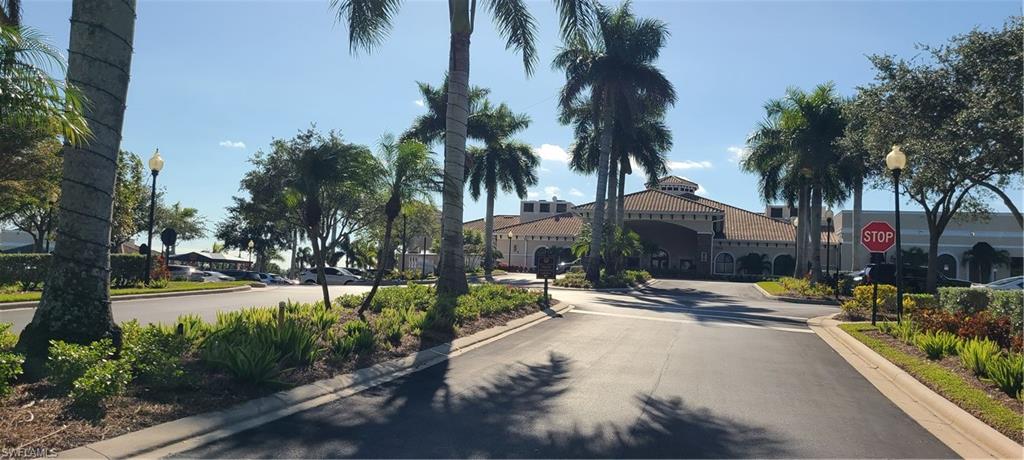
left=777, top=276, right=834, bottom=299
left=552, top=270, right=651, bottom=289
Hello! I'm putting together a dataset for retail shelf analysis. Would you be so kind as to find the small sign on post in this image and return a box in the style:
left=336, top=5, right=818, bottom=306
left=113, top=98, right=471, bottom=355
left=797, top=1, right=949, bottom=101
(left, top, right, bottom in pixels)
left=536, top=253, right=557, bottom=307
left=861, top=221, right=896, bottom=254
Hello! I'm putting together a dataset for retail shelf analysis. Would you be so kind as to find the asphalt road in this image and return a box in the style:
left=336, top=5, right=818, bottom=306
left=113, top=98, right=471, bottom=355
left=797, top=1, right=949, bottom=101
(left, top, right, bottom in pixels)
left=179, top=279, right=956, bottom=459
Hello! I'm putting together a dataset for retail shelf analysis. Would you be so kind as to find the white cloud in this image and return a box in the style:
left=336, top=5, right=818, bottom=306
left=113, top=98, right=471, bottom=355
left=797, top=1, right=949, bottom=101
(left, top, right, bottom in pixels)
left=527, top=191, right=539, bottom=198
left=534, top=144, right=569, bottom=162
left=539, top=166, right=551, bottom=173
left=219, top=140, right=246, bottom=149
left=727, top=146, right=750, bottom=163
left=668, top=160, right=713, bottom=170
left=569, top=188, right=584, bottom=197
left=696, top=184, right=709, bottom=196
left=543, top=186, right=561, bottom=197
left=414, top=99, right=425, bottom=107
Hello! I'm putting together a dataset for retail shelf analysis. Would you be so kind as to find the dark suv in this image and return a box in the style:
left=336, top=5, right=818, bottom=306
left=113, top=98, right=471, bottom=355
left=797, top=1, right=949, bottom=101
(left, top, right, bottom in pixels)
left=856, top=263, right=970, bottom=293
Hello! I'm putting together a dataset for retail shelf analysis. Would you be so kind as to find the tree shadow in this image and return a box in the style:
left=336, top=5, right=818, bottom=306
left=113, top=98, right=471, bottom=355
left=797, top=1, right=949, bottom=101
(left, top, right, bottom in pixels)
left=185, top=352, right=792, bottom=458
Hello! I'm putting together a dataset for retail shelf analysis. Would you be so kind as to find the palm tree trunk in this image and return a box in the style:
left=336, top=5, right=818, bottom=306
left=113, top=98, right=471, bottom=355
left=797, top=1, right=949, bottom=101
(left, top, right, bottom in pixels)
left=850, top=177, right=862, bottom=271
left=794, top=185, right=809, bottom=277
left=436, top=29, right=471, bottom=297
left=483, top=190, right=495, bottom=279
left=809, top=184, right=823, bottom=283
left=309, top=225, right=331, bottom=309
left=586, top=94, right=614, bottom=283
left=360, top=216, right=395, bottom=315
left=16, top=0, right=136, bottom=369
left=607, top=154, right=619, bottom=228
left=616, top=166, right=625, bottom=228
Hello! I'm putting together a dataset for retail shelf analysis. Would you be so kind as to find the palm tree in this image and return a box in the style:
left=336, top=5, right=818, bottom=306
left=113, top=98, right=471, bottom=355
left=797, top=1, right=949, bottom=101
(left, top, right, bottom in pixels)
left=402, top=77, right=491, bottom=146
left=554, top=1, right=676, bottom=283
left=334, top=0, right=596, bottom=296
left=360, top=137, right=439, bottom=315
left=736, top=253, right=771, bottom=275
left=962, top=242, right=1010, bottom=283
left=467, top=102, right=539, bottom=279
left=16, top=0, right=136, bottom=368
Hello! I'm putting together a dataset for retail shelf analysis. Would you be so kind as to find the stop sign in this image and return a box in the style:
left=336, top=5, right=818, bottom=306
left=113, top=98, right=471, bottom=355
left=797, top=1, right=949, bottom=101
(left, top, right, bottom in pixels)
left=861, top=221, right=896, bottom=253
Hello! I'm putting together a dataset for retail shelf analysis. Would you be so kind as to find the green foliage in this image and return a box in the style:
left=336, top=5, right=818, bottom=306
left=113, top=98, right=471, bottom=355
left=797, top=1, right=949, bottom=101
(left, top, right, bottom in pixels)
left=0, top=351, right=25, bottom=398
left=553, top=272, right=592, bottom=289
left=0, top=254, right=156, bottom=290
left=0, top=322, right=17, bottom=351
left=201, top=331, right=285, bottom=386
left=453, top=284, right=541, bottom=324
left=938, top=288, right=990, bottom=314
left=362, top=283, right=435, bottom=313
left=779, top=276, right=835, bottom=298
left=903, top=293, right=939, bottom=312
left=47, top=339, right=113, bottom=391
left=958, top=338, right=1000, bottom=377
left=272, top=320, right=323, bottom=366
left=69, top=358, right=131, bottom=408
left=988, top=290, right=1023, bottom=330
left=841, top=284, right=897, bottom=320
left=915, top=330, right=962, bottom=360
left=122, top=321, right=189, bottom=388
left=986, top=353, right=1023, bottom=399
left=329, top=320, right=375, bottom=359
left=623, top=270, right=652, bottom=285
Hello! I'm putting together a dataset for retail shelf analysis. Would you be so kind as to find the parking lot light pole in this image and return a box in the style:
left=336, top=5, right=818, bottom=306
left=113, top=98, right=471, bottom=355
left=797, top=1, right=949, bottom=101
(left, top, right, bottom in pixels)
left=886, top=145, right=907, bottom=323
left=507, top=231, right=514, bottom=270
left=247, top=239, right=255, bottom=267
left=144, top=149, right=164, bottom=284
left=825, top=209, right=834, bottom=296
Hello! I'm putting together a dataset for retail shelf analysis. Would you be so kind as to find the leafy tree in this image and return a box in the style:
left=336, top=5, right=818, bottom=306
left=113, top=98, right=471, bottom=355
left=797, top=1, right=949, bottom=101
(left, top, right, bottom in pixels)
left=554, top=2, right=676, bottom=283
left=467, top=101, right=538, bottom=278
left=214, top=197, right=293, bottom=272
left=18, top=0, right=138, bottom=371
left=110, top=150, right=146, bottom=251
left=0, top=138, right=60, bottom=252
left=344, top=239, right=377, bottom=269
left=152, top=202, right=206, bottom=251
left=334, top=0, right=597, bottom=297
left=901, top=247, right=929, bottom=268
left=361, top=137, right=439, bottom=315
left=402, top=77, right=491, bottom=146
left=736, top=253, right=771, bottom=275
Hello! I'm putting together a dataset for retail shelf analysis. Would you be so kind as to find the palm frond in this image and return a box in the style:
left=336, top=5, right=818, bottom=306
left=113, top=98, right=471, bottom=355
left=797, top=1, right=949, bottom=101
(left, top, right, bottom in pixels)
left=487, top=0, right=538, bottom=75
left=331, top=0, right=403, bottom=54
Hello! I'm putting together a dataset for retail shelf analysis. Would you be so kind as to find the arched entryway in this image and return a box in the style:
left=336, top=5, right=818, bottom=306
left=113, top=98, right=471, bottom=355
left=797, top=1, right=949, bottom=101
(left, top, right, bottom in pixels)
left=964, top=242, right=1007, bottom=283
left=650, top=249, right=670, bottom=269
left=773, top=254, right=795, bottom=276
left=937, top=254, right=957, bottom=279
left=714, top=252, right=735, bottom=274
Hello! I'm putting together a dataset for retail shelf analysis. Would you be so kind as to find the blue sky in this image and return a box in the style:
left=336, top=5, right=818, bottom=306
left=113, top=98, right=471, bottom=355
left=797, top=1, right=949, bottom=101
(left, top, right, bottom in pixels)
left=21, top=0, right=1022, bottom=253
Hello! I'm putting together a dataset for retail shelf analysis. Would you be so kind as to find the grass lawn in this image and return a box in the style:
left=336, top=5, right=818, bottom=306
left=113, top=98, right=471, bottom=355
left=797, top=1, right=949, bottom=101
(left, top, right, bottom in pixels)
left=756, top=280, right=787, bottom=295
left=0, top=281, right=251, bottom=303
left=839, top=323, right=1023, bottom=442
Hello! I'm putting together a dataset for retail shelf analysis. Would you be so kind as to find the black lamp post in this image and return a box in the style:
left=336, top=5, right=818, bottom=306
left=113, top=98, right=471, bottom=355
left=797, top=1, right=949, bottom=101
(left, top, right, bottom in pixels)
left=886, top=145, right=908, bottom=323
left=507, top=231, right=514, bottom=270
left=247, top=239, right=255, bottom=267
left=825, top=209, right=834, bottom=293
left=143, top=149, right=164, bottom=284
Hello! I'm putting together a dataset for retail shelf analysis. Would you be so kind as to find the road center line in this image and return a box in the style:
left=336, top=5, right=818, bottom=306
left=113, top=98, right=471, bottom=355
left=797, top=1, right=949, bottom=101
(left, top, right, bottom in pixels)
left=569, top=309, right=814, bottom=334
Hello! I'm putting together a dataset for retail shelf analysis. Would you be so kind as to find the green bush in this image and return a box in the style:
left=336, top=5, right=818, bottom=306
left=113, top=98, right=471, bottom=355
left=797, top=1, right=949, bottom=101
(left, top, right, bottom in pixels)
left=272, top=320, right=322, bottom=366
left=938, top=287, right=990, bottom=314
left=552, top=272, right=592, bottom=289
left=122, top=321, right=189, bottom=388
left=915, top=331, right=961, bottom=360
left=47, top=339, right=114, bottom=391
left=842, top=284, right=897, bottom=320
left=0, top=254, right=155, bottom=290
left=959, top=338, right=1000, bottom=377
left=778, top=276, right=834, bottom=298
left=0, top=351, right=25, bottom=398
left=986, top=353, right=1023, bottom=399
left=329, top=320, right=375, bottom=359
left=202, top=331, right=285, bottom=385
left=0, top=322, right=16, bottom=351
left=69, top=358, right=131, bottom=407
left=892, top=320, right=919, bottom=345
left=365, top=283, right=435, bottom=313
left=453, top=284, right=541, bottom=324
left=989, top=290, right=1023, bottom=330
left=623, top=270, right=652, bottom=285
left=903, top=293, right=939, bottom=313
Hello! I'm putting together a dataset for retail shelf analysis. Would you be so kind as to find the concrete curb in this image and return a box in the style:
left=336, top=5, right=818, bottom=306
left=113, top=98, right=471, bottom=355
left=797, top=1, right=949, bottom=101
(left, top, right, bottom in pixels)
left=753, top=283, right=840, bottom=306
left=808, top=315, right=1023, bottom=459
left=56, top=302, right=575, bottom=459
left=0, top=285, right=255, bottom=311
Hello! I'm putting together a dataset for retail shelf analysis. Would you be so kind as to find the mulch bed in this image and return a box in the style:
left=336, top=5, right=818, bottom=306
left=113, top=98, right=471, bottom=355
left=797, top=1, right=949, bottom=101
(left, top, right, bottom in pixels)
left=0, top=302, right=550, bottom=454
left=862, top=329, right=1024, bottom=442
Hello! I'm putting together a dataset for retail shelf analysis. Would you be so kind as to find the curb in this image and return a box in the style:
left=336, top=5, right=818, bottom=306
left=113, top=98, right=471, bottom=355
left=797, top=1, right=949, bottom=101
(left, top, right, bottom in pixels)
left=56, top=302, right=575, bottom=459
left=753, top=283, right=840, bottom=306
left=808, top=315, right=1023, bottom=459
left=0, top=285, right=255, bottom=311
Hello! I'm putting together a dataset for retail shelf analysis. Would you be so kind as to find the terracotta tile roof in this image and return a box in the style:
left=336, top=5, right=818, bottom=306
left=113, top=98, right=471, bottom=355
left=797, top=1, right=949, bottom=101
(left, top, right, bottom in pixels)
left=575, top=189, right=722, bottom=214
left=498, top=213, right=583, bottom=237
left=657, top=175, right=698, bottom=187
left=463, top=215, right=520, bottom=234
left=690, top=196, right=796, bottom=241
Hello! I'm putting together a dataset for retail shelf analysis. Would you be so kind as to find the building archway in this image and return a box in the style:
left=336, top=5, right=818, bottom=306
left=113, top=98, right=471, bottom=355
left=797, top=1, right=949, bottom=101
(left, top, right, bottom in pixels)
left=937, top=254, right=957, bottom=279
left=650, top=249, right=670, bottom=269
left=714, top=252, right=735, bottom=274
left=533, top=246, right=548, bottom=269
left=773, top=254, right=795, bottom=276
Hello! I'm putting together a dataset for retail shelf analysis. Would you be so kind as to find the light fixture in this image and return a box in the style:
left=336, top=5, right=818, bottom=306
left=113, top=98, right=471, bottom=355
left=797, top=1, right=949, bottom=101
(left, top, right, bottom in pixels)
left=148, top=148, right=165, bottom=173
left=886, top=145, right=907, bottom=171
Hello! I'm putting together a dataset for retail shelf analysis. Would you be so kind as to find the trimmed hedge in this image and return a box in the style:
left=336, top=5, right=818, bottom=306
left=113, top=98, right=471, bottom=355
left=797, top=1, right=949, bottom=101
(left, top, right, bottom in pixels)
left=990, top=290, right=1023, bottom=330
left=938, top=287, right=990, bottom=314
left=0, top=253, right=156, bottom=289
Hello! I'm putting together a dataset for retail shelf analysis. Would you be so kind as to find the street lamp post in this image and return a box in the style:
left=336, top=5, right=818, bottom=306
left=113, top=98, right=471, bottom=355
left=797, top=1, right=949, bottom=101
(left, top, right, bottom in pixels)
left=143, top=149, right=164, bottom=284
left=886, top=145, right=908, bottom=323
left=422, top=235, right=427, bottom=278
left=507, top=231, right=514, bottom=271
left=825, top=209, right=834, bottom=297
left=791, top=217, right=799, bottom=277
left=247, top=239, right=255, bottom=267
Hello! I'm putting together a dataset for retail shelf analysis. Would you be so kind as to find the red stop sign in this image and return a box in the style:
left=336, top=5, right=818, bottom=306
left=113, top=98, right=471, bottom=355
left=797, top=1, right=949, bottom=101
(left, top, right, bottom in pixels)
left=861, top=221, right=896, bottom=253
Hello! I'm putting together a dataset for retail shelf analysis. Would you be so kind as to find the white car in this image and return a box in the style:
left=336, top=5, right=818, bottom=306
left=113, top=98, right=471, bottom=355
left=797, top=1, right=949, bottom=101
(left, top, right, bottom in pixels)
left=976, top=276, right=1023, bottom=291
left=298, top=267, right=361, bottom=285
left=169, top=264, right=202, bottom=281
left=199, top=271, right=235, bottom=282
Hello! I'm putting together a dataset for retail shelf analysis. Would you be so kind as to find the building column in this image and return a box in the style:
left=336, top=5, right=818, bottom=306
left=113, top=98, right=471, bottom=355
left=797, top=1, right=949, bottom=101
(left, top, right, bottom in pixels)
left=696, top=233, right=712, bottom=275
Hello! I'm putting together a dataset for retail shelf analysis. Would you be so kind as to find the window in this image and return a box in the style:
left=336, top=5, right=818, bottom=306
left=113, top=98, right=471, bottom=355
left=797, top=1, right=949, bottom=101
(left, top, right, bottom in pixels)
left=539, top=203, right=550, bottom=212
left=770, top=207, right=783, bottom=218
left=556, top=203, right=567, bottom=212
left=523, top=203, right=534, bottom=212
left=714, top=253, right=735, bottom=274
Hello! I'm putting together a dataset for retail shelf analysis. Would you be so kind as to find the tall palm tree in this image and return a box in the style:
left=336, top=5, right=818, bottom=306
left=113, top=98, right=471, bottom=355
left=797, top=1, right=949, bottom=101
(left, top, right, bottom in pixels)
left=17, top=0, right=136, bottom=367
left=334, top=0, right=595, bottom=296
left=402, top=77, right=491, bottom=146
left=467, top=103, right=539, bottom=278
left=360, top=137, right=439, bottom=314
left=554, top=1, right=676, bottom=283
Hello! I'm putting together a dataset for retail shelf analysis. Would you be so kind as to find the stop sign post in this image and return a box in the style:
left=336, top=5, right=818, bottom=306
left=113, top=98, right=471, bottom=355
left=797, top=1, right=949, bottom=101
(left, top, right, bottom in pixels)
left=861, top=221, right=896, bottom=254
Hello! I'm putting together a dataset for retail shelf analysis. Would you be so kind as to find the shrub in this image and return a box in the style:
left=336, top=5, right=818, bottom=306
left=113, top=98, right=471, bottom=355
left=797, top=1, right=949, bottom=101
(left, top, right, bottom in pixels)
left=372, top=305, right=423, bottom=344
left=778, top=276, right=834, bottom=298
left=903, top=293, right=938, bottom=314
left=986, top=353, right=1023, bottom=399
left=938, top=287, right=989, bottom=314
left=0, top=322, right=16, bottom=351
left=915, top=331, right=961, bottom=360
left=329, top=320, right=374, bottom=359
left=47, top=339, right=113, bottom=391
left=146, top=278, right=169, bottom=289
left=202, top=331, right=285, bottom=385
left=914, top=309, right=1016, bottom=350
left=989, top=290, right=1023, bottom=330
left=0, top=254, right=165, bottom=290
left=891, top=320, right=919, bottom=345
left=122, top=322, right=189, bottom=388
left=163, top=313, right=211, bottom=346
left=272, top=320, right=322, bottom=366
left=841, top=284, right=897, bottom=320
left=553, top=272, right=592, bottom=289
left=0, top=351, right=25, bottom=398
left=623, top=270, right=652, bottom=285
left=69, top=358, right=131, bottom=408
left=959, top=338, right=1000, bottom=377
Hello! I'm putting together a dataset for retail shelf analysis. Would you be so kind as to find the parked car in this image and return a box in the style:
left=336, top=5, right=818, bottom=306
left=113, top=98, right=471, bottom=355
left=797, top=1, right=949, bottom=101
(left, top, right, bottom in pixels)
left=853, top=263, right=971, bottom=293
left=298, top=267, right=361, bottom=285
left=268, top=273, right=298, bottom=285
left=197, top=271, right=235, bottom=282
left=168, top=264, right=201, bottom=281
left=219, top=269, right=263, bottom=282
left=556, top=258, right=581, bottom=274
left=975, top=276, right=1023, bottom=291
left=345, top=267, right=368, bottom=278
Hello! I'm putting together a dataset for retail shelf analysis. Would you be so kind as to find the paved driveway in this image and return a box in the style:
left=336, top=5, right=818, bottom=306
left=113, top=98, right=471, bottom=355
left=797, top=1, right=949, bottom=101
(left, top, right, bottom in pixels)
left=179, top=279, right=956, bottom=458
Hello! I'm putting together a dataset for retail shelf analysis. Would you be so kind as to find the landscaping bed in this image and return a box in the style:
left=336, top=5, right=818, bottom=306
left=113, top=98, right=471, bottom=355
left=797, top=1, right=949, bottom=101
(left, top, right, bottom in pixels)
left=839, top=323, right=1023, bottom=443
left=0, top=281, right=253, bottom=304
left=552, top=269, right=651, bottom=289
left=0, top=283, right=547, bottom=454
left=757, top=276, right=842, bottom=301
